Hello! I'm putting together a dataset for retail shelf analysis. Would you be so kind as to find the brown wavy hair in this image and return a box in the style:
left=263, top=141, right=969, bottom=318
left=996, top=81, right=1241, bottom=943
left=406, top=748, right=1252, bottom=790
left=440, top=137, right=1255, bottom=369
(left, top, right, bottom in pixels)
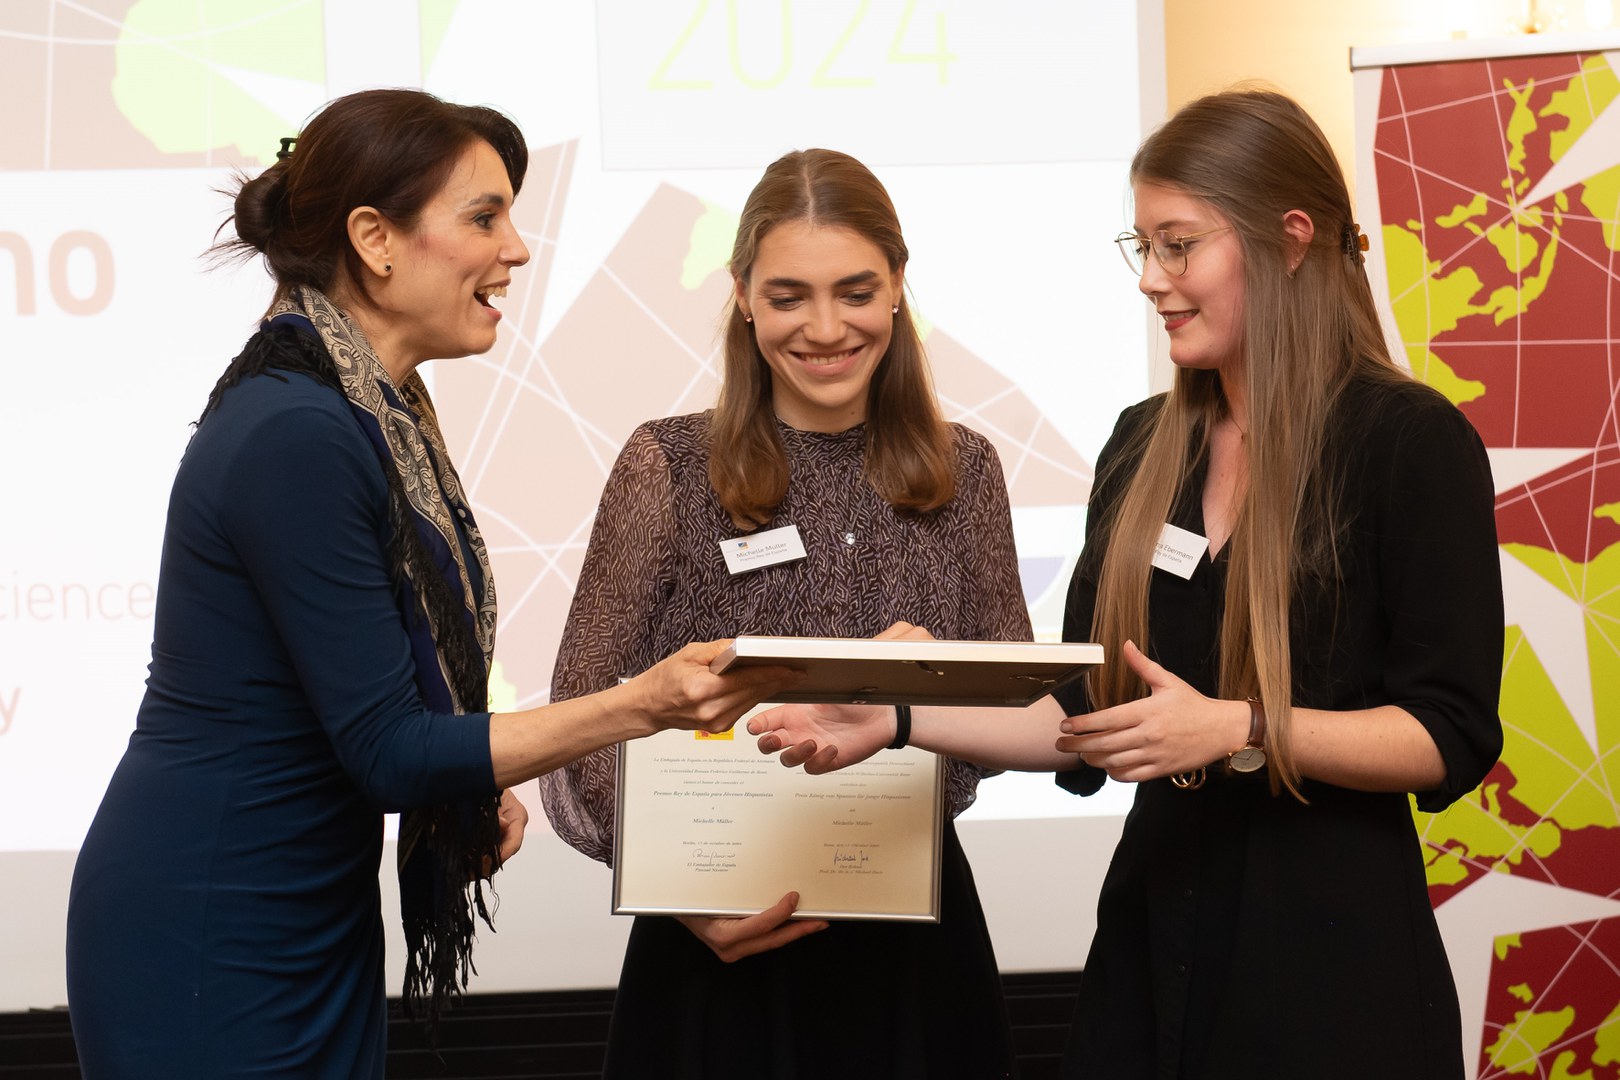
left=709, top=149, right=954, bottom=528
left=1087, top=88, right=1411, bottom=798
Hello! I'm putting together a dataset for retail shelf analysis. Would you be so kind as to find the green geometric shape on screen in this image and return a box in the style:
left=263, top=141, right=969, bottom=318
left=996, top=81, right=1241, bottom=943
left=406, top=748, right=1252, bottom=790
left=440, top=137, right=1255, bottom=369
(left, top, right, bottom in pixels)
left=1482, top=224, right=1559, bottom=327
left=1436, top=193, right=1488, bottom=231
left=1417, top=771, right=1561, bottom=890
left=113, top=0, right=323, bottom=159
left=1406, top=346, right=1486, bottom=405
left=1422, top=841, right=1471, bottom=888
left=1499, top=540, right=1620, bottom=819
left=486, top=659, right=518, bottom=714
left=1484, top=213, right=1542, bottom=275
left=1593, top=999, right=1620, bottom=1068
left=1412, top=625, right=1561, bottom=887
left=1503, top=77, right=1539, bottom=179
left=1484, top=1005, right=1575, bottom=1076
left=1382, top=224, right=1487, bottom=404
left=1505, top=542, right=1600, bottom=605
left=1592, top=592, right=1620, bottom=803
left=420, top=0, right=462, bottom=74
left=1499, top=622, right=1614, bottom=831
left=1383, top=223, right=1487, bottom=337
left=908, top=305, right=935, bottom=343
left=1544, top=1049, right=1599, bottom=1079
left=1541, top=55, right=1617, bottom=160
left=1412, top=614, right=1620, bottom=889
left=1541, top=56, right=1620, bottom=251
left=1579, top=160, right=1620, bottom=253
left=682, top=201, right=741, bottom=290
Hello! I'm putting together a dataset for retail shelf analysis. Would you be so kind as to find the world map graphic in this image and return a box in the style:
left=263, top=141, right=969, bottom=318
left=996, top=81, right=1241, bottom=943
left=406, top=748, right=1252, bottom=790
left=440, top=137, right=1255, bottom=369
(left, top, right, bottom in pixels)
left=1371, top=46, right=1620, bottom=1079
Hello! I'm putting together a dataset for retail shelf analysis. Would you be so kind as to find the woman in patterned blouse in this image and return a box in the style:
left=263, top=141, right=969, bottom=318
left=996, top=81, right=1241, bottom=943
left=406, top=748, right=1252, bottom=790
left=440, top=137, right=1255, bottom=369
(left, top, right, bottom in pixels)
left=538, top=148, right=1031, bottom=1079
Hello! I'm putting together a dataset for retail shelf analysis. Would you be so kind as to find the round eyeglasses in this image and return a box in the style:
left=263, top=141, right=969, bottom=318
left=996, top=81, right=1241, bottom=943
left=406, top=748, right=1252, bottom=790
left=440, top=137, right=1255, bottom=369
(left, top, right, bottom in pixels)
left=1114, top=227, right=1234, bottom=277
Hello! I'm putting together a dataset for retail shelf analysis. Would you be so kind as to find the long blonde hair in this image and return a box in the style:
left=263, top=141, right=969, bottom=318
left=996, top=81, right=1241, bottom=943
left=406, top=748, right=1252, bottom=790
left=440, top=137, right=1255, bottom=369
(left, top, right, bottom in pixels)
left=1088, top=89, right=1410, bottom=798
left=709, top=149, right=954, bottom=528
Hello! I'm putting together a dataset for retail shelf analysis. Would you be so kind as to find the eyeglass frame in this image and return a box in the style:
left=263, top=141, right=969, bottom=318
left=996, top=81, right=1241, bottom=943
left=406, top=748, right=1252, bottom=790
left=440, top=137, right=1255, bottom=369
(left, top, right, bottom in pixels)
left=1114, top=226, right=1234, bottom=277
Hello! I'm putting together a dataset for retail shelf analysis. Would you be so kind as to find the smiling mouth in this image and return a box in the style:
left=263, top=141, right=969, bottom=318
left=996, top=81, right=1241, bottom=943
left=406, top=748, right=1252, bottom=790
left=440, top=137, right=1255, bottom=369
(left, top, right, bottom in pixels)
left=792, top=346, right=861, bottom=367
left=1159, top=308, right=1197, bottom=328
left=474, top=284, right=508, bottom=308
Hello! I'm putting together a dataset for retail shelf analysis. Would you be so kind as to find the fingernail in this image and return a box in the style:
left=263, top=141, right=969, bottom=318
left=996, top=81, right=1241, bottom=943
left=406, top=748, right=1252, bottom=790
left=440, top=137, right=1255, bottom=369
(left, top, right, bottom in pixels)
left=1059, top=721, right=1072, bottom=733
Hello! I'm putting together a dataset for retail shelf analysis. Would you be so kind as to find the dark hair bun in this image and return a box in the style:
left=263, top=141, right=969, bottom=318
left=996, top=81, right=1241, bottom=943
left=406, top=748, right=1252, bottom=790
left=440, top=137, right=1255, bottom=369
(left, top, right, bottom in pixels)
left=230, top=163, right=289, bottom=256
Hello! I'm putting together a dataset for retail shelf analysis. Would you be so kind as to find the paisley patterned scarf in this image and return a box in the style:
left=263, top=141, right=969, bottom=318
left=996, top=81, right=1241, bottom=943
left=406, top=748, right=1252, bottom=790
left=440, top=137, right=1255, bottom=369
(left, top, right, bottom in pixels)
left=260, top=286, right=503, bottom=1034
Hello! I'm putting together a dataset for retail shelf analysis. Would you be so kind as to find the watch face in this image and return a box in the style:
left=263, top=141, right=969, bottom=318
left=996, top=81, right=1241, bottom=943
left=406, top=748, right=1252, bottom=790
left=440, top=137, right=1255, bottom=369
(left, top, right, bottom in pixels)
left=1228, top=746, right=1267, bottom=773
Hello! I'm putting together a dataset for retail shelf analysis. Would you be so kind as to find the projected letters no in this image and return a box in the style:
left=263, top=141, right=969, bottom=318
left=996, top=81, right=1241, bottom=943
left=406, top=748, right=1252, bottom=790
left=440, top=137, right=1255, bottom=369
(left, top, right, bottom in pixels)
left=0, top=231, right=114, bottom=317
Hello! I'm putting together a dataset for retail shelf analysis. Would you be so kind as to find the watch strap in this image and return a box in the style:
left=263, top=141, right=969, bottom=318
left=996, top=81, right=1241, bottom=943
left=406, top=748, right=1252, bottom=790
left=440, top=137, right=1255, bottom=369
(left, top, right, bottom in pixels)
left=887, top=704, right=911, bottom=750
left=1224, top=697, right=1268, bottom=774
left=1245, top=697, right=1267, bottom=749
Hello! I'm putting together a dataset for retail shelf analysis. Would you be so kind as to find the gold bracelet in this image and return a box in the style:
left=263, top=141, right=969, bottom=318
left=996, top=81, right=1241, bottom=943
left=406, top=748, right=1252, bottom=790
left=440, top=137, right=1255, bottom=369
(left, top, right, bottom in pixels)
left=1171, top=767, right=1206, bottom=790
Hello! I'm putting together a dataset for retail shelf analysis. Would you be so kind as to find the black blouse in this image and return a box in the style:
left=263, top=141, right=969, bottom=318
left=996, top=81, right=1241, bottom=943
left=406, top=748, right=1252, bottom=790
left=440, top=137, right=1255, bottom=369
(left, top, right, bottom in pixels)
left=1055, top=375, right=1503, bottom=1079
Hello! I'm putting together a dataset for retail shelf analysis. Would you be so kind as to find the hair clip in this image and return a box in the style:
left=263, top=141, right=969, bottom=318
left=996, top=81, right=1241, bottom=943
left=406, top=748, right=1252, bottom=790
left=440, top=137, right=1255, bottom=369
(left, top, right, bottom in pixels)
left=1342, top=222, right=1369, bottom=258
left=276, top=137, right=298, bottom=162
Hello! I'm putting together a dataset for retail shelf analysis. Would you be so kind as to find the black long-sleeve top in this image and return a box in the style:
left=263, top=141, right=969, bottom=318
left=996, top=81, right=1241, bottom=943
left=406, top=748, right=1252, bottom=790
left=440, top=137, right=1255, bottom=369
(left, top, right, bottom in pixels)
left=1056, top=373, right=1503, bottom=1080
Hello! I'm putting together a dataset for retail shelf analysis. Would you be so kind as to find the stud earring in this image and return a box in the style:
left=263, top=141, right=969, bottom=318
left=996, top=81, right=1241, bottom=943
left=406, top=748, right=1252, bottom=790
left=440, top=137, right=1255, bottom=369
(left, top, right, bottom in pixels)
left=891, top=305, right=899, bottom=315
left=743, top=313, right=753, bottom=323
left=384, top=263, right=392, bottom=274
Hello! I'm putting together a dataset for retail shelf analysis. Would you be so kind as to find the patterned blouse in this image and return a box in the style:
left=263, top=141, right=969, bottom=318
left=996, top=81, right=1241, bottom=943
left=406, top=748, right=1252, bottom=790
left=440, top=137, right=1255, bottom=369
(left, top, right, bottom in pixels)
left=538, top=413, right=1032, bottom=863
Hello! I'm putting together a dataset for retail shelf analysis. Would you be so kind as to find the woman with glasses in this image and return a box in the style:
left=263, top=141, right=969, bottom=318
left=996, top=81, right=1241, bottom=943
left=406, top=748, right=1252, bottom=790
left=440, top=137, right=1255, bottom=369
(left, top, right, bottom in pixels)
left=752, top=89, right=1503, bottom=1079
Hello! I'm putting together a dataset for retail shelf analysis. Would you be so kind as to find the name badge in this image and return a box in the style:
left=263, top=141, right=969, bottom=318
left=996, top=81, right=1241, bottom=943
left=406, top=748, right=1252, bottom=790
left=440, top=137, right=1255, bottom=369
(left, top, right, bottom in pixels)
left=1151, top=522, right=1209, bottom=580
left=719, top=524, right=808, bottom=576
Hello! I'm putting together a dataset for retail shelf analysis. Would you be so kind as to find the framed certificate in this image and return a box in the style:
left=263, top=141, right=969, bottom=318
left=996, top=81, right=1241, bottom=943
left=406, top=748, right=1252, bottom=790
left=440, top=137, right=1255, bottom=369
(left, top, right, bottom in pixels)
left=710, top=637, right=1104, bottom=707
left=613, top=712, right=944, bottom=922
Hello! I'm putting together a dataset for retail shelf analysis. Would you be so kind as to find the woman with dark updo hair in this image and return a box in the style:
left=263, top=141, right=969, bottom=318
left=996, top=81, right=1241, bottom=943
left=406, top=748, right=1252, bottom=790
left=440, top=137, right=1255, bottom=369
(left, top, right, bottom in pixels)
left=64, top=87, right=791, bottom=1079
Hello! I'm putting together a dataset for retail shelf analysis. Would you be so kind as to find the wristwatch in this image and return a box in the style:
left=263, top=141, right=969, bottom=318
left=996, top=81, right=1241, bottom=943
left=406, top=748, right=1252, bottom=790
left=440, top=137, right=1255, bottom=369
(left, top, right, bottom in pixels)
left=1226, top=698, right=1268, bottom=773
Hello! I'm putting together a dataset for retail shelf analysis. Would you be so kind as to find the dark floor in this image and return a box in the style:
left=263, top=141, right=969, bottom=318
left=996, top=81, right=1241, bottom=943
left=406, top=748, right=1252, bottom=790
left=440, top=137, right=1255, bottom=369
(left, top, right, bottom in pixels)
left=0, top=971, right=1079, bottom=1078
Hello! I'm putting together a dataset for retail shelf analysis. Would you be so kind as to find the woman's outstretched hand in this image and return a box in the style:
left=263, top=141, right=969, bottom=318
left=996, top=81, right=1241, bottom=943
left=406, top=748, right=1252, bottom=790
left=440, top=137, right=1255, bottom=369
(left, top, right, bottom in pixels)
left=749, top=701, right=896, bottom=773
left=1054, top=640, right=1246, bottom=781
left=676, top=891, right=829, bottom=962
left=749, top=621, right=930, bottom=773
left=625, top=639, right=801, bottom=736
left=491, top=641, right=800, bottom=790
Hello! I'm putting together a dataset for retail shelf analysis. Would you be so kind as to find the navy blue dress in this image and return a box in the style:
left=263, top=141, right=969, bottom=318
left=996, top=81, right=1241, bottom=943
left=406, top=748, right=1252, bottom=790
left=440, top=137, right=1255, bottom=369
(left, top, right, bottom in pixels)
left=66, top=371, right=496, bottom=1078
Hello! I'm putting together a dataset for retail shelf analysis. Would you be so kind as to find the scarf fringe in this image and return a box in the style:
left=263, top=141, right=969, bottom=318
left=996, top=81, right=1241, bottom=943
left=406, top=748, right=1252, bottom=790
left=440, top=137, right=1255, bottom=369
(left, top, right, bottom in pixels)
left=398, top=799, right=503, bottom=1045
